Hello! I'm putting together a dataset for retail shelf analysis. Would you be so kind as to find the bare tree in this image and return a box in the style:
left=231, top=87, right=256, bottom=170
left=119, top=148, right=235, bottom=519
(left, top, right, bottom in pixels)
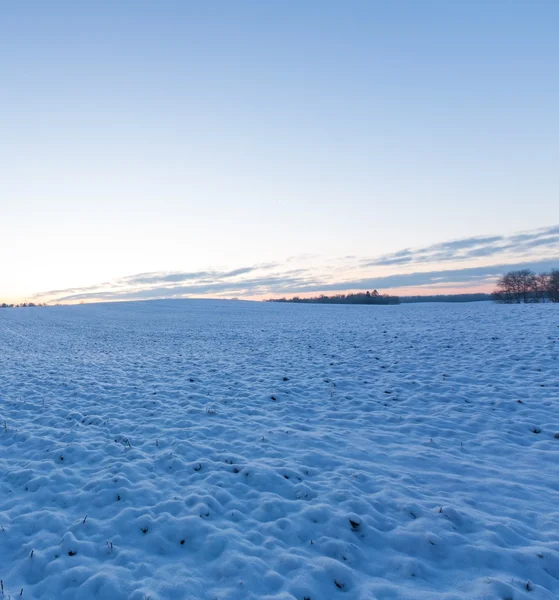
left=492, top=273, right=516, bottom=303
left=548, top=269, right=559, bottom=302
left=493, top=268, right=559, bottom=303
left=515, top=270, right=537, bottom=303
left=532, top=273, right=550, bottom=303
left=493, top=269, right=541, bottom=303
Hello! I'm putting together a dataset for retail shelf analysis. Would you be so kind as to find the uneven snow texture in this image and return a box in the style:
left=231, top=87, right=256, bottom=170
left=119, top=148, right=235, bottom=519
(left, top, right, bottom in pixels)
left=1, top=300, right=558, bottom=600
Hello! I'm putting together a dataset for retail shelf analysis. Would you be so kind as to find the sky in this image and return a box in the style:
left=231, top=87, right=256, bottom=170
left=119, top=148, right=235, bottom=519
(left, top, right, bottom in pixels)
left=1, top=1, right=558, bottom=304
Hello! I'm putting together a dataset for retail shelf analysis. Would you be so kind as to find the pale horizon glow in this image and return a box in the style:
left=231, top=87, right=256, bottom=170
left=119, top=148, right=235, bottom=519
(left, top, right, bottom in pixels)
left=1, top=1, right=558, bottom=303
left=10, top=224, right=557, bottom=305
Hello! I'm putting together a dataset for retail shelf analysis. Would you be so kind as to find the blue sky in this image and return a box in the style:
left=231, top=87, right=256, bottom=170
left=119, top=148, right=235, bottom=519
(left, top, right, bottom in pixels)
left=1, top=1, right=558, bottom=303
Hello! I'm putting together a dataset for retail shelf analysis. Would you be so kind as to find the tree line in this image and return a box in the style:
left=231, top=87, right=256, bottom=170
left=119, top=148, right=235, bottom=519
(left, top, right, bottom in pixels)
left=400, top=293, right=491, bottom=303
left=268, top=290, right=401, bottom=305
left=1, top=302, right=45, bottom=308
left=492, top=269, right=559, bottom=303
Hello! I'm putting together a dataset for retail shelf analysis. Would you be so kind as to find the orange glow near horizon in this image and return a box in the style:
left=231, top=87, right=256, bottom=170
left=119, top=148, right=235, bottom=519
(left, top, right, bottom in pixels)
left=239, top=283, right=497, bottom=302
left=32, top=283, right=497, bottom=306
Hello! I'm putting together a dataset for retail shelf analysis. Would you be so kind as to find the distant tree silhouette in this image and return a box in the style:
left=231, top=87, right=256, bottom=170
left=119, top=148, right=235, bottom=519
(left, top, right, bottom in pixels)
left=532, top=273, right=550, bottom=303
left=268, top=291, right=400, bottom=305
left=0, top=302, right=41, bottom=308
left=400, top=293, right=492, bottom=303
left=548, top=269, right=559, bottom=302
left=492, top=268, right=559, bottom=303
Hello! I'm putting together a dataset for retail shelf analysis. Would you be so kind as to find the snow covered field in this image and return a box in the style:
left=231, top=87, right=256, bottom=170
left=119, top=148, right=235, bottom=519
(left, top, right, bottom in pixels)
left=1, top=300, right=558, bottom=600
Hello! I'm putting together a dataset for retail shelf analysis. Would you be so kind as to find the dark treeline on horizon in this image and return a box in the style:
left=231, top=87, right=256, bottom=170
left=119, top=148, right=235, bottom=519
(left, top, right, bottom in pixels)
left=492, top=268, right=559, bottom=303
left=1, top=302, right=45, bottom=308
left=400, top=293, right=492, bottom=303
left=267, top=292, right=495, bottom=305
left=268, top=290, right=400, bottom=305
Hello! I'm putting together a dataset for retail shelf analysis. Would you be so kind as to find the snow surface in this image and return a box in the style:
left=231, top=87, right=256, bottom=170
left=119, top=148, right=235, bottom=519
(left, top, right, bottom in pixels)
left=1, top=300, right=558, bottom=600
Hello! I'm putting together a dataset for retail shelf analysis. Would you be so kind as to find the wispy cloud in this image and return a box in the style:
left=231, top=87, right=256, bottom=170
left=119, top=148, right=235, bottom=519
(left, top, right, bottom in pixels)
left=297, top=259, right=559, bottom=293
left=35, top=225, right=559, bottom=304
left=36, top=264, right=281, bottom=302
left=51, top=274, right=317, bottom=303
left=364, top=226, right=559, bottom=268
